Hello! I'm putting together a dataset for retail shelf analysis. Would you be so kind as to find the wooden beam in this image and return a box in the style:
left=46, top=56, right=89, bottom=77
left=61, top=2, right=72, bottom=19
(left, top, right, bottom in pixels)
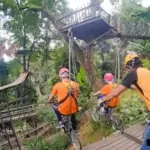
left=120, top=34, right=150, bottom=40
left=105, top=33, right=150, bottom=40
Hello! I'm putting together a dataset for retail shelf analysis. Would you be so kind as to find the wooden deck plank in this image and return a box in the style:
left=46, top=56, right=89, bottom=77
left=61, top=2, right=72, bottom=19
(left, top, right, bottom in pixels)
left=83, top=134, right=124, bottom=150
left=125, top=143, right=140, bottom=150
left=98, top=136, right=127, bottom=150
left=124, top=125, right=144, bottom=136
left=133, top=145, right=141, bottom=150
left=116, top=138, right=139, bottom=150
left=83, top=124, right=144, bottom=150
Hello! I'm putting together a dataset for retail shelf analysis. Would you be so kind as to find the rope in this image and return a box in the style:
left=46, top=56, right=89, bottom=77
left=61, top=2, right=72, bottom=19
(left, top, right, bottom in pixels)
left=67, top=28, right=79, bottom=115
left=114, top=39, right=121, bottom=82
left=72, top=49, right=77, bottom=81
left=68, top=28, right=78, bottom=81
left=68, top=28, right=73, bottom=81
left=67, top=28, right=73, bottom=115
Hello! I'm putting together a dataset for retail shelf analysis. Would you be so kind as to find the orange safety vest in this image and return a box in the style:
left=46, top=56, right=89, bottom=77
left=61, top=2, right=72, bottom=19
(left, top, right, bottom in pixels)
left=100, top=83, right=120, bottom=108
left=134, top=67, right=150, bottom=111
left=57, top=81, right=78, bottom=115
left=106, top=83, right=120, bottom=108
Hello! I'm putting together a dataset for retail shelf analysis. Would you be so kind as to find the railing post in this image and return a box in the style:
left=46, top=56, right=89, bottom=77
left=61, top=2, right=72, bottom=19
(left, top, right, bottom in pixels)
left=4, top=90, right=22, bottom=150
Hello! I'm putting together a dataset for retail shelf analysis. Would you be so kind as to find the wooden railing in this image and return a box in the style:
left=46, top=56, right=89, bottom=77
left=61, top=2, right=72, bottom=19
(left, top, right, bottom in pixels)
left=56, top=4, right=110, bottom=30
left=0, top=105, right=36, bottom=123
left=1, top=123, right=51, bottom=150
left=0, top=72, right=36, bottom=150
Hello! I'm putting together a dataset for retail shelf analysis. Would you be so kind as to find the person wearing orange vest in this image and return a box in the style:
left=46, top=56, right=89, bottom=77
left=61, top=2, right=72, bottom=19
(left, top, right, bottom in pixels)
left=48, top=67, right=79, bottom=129
left=93, top=73, right=120, bottom=113
left=99, top=53, right=150, bottom=112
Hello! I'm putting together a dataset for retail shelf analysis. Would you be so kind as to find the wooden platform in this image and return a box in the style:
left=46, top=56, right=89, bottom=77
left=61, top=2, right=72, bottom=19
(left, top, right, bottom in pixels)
left=83, top=124, right=145, bottom=150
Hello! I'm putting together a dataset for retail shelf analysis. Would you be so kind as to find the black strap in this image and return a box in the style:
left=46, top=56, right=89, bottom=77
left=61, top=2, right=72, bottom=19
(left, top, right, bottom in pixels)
left=58, top=91, right=77, bottom=105
left=134, top=83, right=150, bottom=101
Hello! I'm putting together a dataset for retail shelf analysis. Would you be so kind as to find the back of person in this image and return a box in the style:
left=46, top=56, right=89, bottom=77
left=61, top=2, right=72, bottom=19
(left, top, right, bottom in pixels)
left=51, top=80, right=79, bottom=115
left=100, top=83, right=120, bottom=108
left=135, top=67, right=150, bottom=110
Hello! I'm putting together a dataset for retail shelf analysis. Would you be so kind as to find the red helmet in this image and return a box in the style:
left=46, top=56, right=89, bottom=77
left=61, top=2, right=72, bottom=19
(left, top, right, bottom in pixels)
left=104, top=73, right=114, bottom=82
left=59, top=67, right=69, bottom=78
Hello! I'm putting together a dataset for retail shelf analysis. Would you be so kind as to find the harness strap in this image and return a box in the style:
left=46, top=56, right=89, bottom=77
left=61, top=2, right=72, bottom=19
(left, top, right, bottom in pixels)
left=58, top=92, right=76, bottom=105
left=58, top=82, right=77, bottom=105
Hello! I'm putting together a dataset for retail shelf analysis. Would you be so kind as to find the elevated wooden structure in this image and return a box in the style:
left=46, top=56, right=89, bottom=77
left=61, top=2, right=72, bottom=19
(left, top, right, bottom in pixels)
left=56, top=3, right=116, bottom=42
left=56, top=2, right=150, bottom=43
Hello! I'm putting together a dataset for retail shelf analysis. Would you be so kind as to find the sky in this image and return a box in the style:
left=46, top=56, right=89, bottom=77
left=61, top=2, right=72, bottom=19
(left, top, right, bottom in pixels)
left=67, top=0, right=150, bottom=13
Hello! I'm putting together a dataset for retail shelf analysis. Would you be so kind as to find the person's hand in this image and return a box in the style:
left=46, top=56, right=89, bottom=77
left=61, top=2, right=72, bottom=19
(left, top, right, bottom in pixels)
left=97, top=98, right=105, bottom=106
left=130, top=84, right=137, bottom=90
left=91, top=92, right=97, bottom=96
left=78, top=106, right=82, bottom=111
left=48, top=100, right=52, bottom=104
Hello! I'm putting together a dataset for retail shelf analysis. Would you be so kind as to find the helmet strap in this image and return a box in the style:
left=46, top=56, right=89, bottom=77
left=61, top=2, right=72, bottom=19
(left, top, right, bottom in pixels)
left=131, top=59, right=135, bottom=67
left=126, top=65, right=132, bottom=70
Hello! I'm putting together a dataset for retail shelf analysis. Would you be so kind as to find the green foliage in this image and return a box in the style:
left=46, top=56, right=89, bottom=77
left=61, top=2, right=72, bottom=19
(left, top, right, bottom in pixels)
left=120, top=0, right=144, bottom=22
left=142, top=59, right=150, bottom=69
left=7, top=59, right=22, bottom=81
left=36, top=105, right=56, bottom=129
left=50, top=133, right=70, bottom=150
left=76, top=67, right=92, bottom=116
left=136, top=7, right=150, bottom=21
left=77, top=67, right=90, bottom=96
left=101, top=60, right=115, bottom=77
left=24, top=137, right=50, bottom=150
left=90, top=118, right=113, bottom=136
left=24, top=81, right=38, bottom=104
left=24, top=134, right=70, bottom=150
left=51, top=44, right=69, bottom=71
left=0, top=144, right=4, bottom=150
left=118, top=90, right=147, bottom=126
left=127, top=40, right=150, bottom=58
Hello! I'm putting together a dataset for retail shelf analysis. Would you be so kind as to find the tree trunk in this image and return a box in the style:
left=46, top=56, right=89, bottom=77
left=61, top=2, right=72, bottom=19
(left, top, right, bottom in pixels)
left=71, top=42, right=103, bottom=91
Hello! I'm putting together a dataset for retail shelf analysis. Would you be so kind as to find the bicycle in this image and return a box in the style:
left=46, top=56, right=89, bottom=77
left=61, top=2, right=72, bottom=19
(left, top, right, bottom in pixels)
left=51, top=104, right=82, bottom=150
left=92, top=95, right=123, bottom=132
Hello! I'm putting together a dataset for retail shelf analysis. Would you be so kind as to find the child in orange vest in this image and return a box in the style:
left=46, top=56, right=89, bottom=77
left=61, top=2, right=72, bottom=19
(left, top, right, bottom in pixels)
left=93, top=73, right=120, bottom=113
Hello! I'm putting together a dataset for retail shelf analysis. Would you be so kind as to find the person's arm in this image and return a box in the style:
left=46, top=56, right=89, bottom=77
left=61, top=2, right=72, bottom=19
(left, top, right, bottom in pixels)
left=48, top=94, right=54, bottom=103
left=93, top=85, right=108, bottom=97
left=48, top=84, right=57, bottom=103
left=93, top=91, right=101, bottom=96
left=100, top=85, right=127, bottom=103
left=130, top=84, right=137, bottom=90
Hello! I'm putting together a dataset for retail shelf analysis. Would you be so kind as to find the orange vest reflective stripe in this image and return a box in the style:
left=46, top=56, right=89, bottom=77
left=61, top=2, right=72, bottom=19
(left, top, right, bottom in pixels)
left=136, top=67, right=150, bottom=110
